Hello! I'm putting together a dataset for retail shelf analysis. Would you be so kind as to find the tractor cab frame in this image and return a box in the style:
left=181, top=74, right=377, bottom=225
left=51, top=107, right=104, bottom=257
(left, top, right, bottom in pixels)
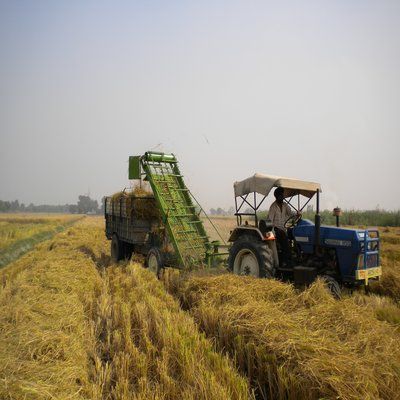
left=230, top=173, right=321, bottom=244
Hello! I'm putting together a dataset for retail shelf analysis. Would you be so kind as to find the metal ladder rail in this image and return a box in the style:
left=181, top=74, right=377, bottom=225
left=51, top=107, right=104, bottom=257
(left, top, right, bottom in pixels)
left=148, top=161, right=207, bottom=264
left=141, top=160, right=191, bottom=268
left=170, top=160, right=210, bottom=245
left=162, top=175, right=208, bottom=257
left=155, top=165, right=201, bottom=253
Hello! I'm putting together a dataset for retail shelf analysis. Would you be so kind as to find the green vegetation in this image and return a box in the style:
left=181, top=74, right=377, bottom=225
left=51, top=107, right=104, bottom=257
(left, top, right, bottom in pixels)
left=302, top=209, right=400, bottom=227
left=257, top=209, right=400, bottom=227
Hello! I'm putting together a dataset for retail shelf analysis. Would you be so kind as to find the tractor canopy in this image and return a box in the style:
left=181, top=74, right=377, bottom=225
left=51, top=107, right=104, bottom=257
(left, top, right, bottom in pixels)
left=234, top=173, right=321, bottom=199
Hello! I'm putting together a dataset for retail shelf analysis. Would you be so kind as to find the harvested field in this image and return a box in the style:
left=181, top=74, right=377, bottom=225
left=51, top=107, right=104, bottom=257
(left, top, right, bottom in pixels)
left=0, top=214, right=81, bottom=267
left=0, top=217, right=252, bottom=400
left=91, top=263, right=252, bottom=399
left=163, top=269, right=400, bottom=400
left=0, top=214, right=79, bottom=249
left=1, top=214, right=400, bottom=399
left=0, top=219, right=105, bottom=398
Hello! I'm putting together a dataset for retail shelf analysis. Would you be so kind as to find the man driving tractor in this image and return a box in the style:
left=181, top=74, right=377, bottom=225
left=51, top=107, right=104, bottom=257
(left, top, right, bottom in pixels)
left=268, top=187, right=300, bottom=267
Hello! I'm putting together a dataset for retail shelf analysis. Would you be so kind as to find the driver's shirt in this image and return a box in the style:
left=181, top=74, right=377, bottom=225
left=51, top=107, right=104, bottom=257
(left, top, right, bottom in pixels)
left=268, top=201, right=295, bottom=231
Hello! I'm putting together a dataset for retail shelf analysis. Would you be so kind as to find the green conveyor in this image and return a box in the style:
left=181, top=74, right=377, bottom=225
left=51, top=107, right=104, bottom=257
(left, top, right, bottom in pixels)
left=136, top=152, right=211, bottom=269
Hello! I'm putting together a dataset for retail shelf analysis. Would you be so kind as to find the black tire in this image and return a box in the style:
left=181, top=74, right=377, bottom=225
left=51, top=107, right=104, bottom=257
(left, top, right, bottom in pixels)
left=320, top=275, right=342, bottom=299
left=145, top=247, right=163, bottom=278
left=228, top=235, right=274, bottom=278
left=123, top=242, right=134, bottom=260
left=111, top=234, right=124, bottom=262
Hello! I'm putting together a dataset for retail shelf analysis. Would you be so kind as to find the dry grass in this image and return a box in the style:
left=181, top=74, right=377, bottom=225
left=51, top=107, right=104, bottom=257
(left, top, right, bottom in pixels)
left=163, top=270, right=400, bottom=400
left=0, top=220, right=105, bottom=399
left=1, top=217, right=252, bottom=400
left=2, top=214, right=400, bottom=399
left=0, top=214, right=79, bottom=251
left=89, top=263, right=252, bottom=399
left=111, top=187, right=159, bottom=220
left=202, top=216, right=236, bottom=242
left=370, top=227, right=400, bottom=302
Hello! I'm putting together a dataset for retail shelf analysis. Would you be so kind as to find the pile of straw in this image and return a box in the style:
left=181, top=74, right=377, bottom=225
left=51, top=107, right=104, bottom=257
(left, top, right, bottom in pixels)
left=163, top=271, right=400, bottom=400
left=370, top=229, right=400, bottom=302
left=1, top=217, right=252, bottom=399
left=111, top=186, right=160, bottom=220
left=0, top=222, right=105, bottom=399
left=89, top=263, right=253, bottom=399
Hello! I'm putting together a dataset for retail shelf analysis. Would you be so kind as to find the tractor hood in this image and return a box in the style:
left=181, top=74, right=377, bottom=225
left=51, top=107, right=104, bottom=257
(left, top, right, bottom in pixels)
left=234, top=173, right=321, bottom=198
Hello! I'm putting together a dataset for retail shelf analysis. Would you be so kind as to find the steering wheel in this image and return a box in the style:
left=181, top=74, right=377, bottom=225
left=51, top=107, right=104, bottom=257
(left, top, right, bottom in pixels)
left=284, top=214, right=302, bottom=229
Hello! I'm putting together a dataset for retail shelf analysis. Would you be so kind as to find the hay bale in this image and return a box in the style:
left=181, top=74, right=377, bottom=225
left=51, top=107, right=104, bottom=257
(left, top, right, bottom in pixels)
left=110, top=186, right=160, bottom=221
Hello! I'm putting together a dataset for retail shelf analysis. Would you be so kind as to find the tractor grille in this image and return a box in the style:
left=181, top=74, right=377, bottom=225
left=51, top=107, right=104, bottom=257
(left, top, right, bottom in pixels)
left=358, top=253, right=379, bottom=269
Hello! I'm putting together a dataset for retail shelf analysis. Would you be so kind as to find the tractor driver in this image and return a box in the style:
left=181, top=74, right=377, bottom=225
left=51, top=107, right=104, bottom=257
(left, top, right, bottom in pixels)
left=268, top=187, right=299, bottom=267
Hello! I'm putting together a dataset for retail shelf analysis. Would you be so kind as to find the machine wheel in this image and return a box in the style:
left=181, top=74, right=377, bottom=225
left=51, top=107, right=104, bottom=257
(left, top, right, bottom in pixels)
left=145, top=248, right=163, bottom=278
left=228, top=235, right=274, bottom=278
left=123, top=242, right=134, bottom=260
left=111, top=234, right=124, bottom=262
left=320, top=275, right=342, bottom=299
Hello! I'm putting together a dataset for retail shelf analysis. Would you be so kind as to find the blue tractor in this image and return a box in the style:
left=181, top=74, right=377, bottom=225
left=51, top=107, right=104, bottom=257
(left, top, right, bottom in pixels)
left=228, top=173, right=381, bottom=298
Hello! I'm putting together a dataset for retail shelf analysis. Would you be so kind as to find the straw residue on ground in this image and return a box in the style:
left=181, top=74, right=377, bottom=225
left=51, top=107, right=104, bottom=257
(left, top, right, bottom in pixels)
left=0, top=221, right=105, bottom=399
left=90, top=263, right=252, bottom=399
left=163, top=270, right=400, bottom=400
left=0, top=217, right=252, bottom=400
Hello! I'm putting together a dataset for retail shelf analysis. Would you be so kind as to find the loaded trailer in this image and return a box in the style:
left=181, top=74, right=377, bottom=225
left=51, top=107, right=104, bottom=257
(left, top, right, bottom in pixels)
left=105, top=152, right=226, bottom=274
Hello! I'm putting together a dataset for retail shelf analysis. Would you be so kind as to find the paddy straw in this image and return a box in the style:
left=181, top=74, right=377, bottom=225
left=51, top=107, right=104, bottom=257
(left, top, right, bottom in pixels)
left=163, top=270, right=400, bottom=400
left=0, top=219, right=252, bottom=400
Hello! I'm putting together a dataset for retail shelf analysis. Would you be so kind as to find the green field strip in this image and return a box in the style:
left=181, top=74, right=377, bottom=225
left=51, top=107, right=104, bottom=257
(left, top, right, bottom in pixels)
left=0, top=217, right=83, bottom=268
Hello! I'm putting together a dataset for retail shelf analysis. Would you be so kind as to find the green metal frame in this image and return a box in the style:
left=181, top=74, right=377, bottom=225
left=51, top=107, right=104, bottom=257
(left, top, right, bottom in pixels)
left=134, top=151, right=225, bottom=269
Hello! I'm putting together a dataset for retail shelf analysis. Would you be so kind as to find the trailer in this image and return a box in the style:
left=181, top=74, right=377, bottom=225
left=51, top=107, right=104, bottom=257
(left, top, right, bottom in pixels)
left=105, top=152, right=225, bottom=274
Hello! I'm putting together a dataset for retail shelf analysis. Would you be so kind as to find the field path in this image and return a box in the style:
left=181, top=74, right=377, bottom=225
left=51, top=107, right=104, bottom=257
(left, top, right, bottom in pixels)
left=0, top=215, right=82, bottom=269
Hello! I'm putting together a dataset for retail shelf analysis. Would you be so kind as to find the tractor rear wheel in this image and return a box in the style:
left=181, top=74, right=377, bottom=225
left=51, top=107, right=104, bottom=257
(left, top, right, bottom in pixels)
left=228, top=235, right=274, bottom=278
left=320, top=275, right=342, bottom=299
left=145, top=247, right=163, bottom=278
left=111, top=234, right=124, bottom=262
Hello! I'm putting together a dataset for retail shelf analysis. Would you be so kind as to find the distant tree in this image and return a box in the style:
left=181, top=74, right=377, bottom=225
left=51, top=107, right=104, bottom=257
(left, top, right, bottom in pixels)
left=98, top=197, right=106, bottom=215
left=0, top=200, right=11, bottom=212
left=69, top=204, right=79, bottom=214
left=77, top=195, right=99, bottom=214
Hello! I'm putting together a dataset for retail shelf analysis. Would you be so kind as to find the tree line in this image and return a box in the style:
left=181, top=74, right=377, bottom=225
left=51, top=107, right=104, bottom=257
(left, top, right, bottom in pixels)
left=301, top=209, right=400, bottom=227
left=2, top=197, right=399, bottom=226
left=0, top=195, right=104, bottom=215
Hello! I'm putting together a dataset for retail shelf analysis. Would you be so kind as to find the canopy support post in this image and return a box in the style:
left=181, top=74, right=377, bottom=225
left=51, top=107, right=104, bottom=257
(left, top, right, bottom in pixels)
left=315, top=189, right=321, bottom=250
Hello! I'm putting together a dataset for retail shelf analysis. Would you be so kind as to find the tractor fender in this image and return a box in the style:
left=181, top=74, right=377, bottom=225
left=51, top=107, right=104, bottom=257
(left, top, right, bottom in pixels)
left=228, top=226, right=264, bottom=242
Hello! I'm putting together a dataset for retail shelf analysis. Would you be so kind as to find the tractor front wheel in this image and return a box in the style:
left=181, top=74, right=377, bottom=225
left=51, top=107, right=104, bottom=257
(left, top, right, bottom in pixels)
left=320, top=275, right=342, bottom=299
left=228, top=235, right=274, bottom=278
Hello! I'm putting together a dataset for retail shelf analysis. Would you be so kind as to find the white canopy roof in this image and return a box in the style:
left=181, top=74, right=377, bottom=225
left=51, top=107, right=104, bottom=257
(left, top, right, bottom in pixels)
left=234, top=173, right=321, bottom=199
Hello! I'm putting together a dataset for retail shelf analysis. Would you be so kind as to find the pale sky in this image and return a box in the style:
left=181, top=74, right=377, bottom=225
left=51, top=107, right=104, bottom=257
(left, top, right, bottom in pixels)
left=0, top=1, right=399, bottom=211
